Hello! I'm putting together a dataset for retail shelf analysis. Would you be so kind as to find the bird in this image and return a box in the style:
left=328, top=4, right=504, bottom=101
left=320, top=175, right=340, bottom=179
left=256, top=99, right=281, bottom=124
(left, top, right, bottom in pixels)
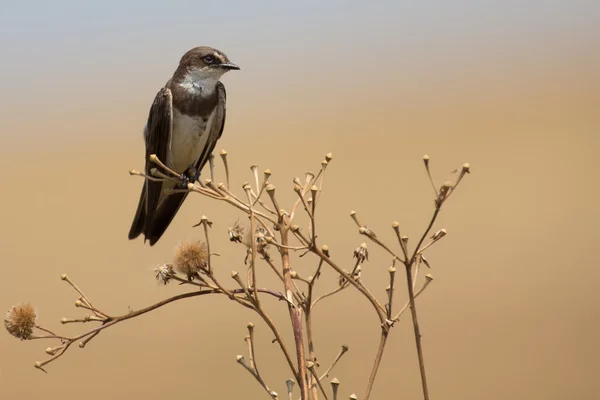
left=128, top=46, right=239, bottom=246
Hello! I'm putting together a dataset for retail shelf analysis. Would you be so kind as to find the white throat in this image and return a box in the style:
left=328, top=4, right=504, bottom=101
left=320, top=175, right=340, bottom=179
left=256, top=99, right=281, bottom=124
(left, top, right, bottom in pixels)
left=178, top=67, right=222, bottom=96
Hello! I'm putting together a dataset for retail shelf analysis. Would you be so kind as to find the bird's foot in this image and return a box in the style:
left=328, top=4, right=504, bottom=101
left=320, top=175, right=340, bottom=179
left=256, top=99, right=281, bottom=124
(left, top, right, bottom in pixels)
left=177, top=165, right=200, bottom=189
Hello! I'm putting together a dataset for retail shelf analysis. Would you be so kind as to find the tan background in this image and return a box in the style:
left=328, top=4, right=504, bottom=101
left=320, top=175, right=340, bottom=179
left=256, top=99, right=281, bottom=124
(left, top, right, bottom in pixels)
left=1, top=2, right=599, bottom=399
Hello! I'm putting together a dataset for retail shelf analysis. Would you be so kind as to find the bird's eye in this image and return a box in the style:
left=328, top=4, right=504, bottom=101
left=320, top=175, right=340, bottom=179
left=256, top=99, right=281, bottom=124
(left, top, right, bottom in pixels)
left=203, top=55, right=214, bottom=64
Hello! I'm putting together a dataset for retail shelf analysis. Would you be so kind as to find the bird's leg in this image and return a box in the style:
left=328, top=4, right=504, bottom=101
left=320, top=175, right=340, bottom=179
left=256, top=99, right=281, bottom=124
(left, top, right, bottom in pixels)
left=177, top=165, right=200, bottom=189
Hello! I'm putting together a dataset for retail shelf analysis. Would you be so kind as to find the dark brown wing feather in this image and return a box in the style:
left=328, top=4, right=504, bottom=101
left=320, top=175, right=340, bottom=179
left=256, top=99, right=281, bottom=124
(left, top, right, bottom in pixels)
left=145, top=83, right=227, bottom=246
left=128, top=87, right=173, bottom=241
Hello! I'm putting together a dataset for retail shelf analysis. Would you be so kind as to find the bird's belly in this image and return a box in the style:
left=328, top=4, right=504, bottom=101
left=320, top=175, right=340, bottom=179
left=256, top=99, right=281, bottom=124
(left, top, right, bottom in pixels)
left=168, top=112, right=207, bottom=173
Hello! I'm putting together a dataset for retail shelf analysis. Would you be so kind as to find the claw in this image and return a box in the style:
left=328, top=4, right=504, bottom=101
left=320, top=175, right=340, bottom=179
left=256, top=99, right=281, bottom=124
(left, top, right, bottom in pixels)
left=177, top=165, right=200, bottom=189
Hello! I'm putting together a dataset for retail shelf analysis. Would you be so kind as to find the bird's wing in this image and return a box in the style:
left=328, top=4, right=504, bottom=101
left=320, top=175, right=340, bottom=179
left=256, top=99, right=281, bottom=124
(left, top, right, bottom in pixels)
left=145, top=83, right=227, bottom=245
left=143, top=87, right=173, bottom=232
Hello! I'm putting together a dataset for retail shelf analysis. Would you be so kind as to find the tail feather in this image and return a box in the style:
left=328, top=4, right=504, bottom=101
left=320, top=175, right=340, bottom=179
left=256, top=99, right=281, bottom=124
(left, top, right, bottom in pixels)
left=145, top=191, right=190, bottom=246
left=128, top=183, right=147, bottom=240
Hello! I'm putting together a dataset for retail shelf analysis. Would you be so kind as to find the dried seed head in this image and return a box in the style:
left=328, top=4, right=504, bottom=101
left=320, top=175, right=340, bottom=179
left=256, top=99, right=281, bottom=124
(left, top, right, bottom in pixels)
left=173, top=240, right=208, bottom=279
left=228, top=220, right=245, bottom=243
left=353, top=265, right=362, bottom=280
left=321, top=244, right=330, bottom=257
left=462, top=163, right=471, bottom=173
left=349, top=394, right=358, bottom=400
left=353, top=243, right=369, bottom=263
left=286, top=379, right=295, bottom=393
left=154, top=264, right=175, bottom=285
left=325, top=152, right=333, bottom=162
left=431, top=228, right=447, bottom=241
left=4, top=303, right=37, bottom=340
left=266, top=183, right=276, bottom=193
left=244, top=226, right=271, bottom=253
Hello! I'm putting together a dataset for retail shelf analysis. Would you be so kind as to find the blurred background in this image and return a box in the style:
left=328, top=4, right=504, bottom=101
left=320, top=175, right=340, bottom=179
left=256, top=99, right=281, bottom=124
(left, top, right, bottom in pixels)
left=1, top=1, right=599, bottom=399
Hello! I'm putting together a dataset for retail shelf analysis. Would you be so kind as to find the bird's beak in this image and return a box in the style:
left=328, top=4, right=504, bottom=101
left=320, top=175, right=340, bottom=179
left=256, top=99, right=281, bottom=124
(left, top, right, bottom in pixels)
left=218, top=62, right=240, bottom=71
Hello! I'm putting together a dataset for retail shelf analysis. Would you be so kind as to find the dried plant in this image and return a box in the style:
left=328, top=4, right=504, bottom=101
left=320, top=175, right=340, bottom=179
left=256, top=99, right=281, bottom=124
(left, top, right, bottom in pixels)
left=5, top=150, right=470, bottom=400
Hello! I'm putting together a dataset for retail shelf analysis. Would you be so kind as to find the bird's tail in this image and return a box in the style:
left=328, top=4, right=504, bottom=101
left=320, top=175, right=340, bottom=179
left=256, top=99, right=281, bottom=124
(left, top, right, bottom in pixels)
left=128, top=183, right=147, bottom=240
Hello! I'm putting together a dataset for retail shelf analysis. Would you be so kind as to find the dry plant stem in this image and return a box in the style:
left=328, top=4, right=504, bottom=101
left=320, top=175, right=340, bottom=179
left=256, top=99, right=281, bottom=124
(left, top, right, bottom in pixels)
left=311, top=285, right=346, bottom=308
left=202, top=222, right=213, bottom=273
left=254, top=304, right=300, bottom=382
left=237, top=356, right=275, bottom=399
left=393, top=224, right=409, bottom=262
left=261, top=256, right=303, bottom=305
left=308, top=364, right=328, bottom=400
left=393, top=278, right=432, bottom=322
left=312, top=247, right=386, bottom=323
left=62, top=275, right=108, bottom=319
left=318, top=345, right=348, bottom=381
left=403, top=206, right=441, bottom=400
left=363, top=331, right=389, bottom=400
left=148, top=154, right=179, bottom=178
left=281, top=228, right=309, bottom=400
left=305, top=276, right=319, bottom=400
left=36, top=288, right=287, bottom=371
left=405, top=263, right=429, bottom=400
left=219, top=150, right=230, bottom=189
left=190, top=184, right=278, bottom=226
left=410, top=207, right=441, bottom=265
left=245, top=189, right=259, bottom=301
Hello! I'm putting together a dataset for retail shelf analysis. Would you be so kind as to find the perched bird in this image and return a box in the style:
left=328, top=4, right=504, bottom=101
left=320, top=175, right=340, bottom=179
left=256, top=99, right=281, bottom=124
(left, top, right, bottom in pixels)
left=128, top=46, right=239, bottom=246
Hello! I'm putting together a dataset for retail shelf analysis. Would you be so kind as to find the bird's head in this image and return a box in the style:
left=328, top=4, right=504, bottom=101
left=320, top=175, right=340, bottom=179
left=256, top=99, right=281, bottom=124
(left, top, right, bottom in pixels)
left=176, top=46, right=239, bottom=93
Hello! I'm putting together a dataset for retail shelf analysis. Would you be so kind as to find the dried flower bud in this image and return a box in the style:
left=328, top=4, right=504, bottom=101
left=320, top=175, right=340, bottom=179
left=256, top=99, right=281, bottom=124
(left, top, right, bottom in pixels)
left=437, top=181, right=453, bottom=205
left=349, top=394, right=358, bottom=400
left=325, top=152, right=333, bottom=162
left=4, top=303, right=37, bottom=340
left=286, top=379, right=295, bottom=393
left=244, top=226, right=271, bottom=253
left=154, top=264, right=175, bottom=285
left=353, top=243, right=369, bottom=263
left=173, top=240, right=208, bottom=279
left=431, top=228, right=447, bottom=241
left=228, top=220, right=245, bottom=243
left=353, top=265, right=362, bottom=280
left=321, top=244, right=330, bottom=257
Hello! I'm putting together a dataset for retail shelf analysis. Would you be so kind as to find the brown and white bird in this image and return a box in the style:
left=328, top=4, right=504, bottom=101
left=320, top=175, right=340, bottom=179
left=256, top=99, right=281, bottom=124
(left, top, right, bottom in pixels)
left=128, top=46, right=239, bottom=246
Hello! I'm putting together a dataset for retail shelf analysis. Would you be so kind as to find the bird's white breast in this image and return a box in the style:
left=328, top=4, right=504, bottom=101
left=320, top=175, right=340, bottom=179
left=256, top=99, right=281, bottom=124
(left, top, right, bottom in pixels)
left=168, top=110, right=206, bottom=173
left=168, top=108, right=217, bottom=174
